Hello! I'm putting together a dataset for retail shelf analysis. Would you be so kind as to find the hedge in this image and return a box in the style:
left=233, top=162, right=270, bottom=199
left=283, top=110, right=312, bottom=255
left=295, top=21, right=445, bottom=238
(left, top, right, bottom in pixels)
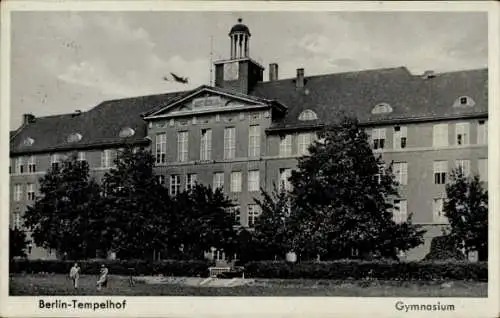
left=244, top=260, right=488, bottom=281
left=9, top=259, right=214, bottom=277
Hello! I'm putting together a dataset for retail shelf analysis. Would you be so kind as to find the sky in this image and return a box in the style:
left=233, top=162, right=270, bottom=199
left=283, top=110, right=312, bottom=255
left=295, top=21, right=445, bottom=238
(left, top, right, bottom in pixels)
left=10, top=11, right=488, bottom=129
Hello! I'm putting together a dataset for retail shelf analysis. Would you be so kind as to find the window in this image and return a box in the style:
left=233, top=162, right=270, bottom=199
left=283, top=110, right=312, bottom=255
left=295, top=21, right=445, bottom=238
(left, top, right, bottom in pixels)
left=13, top=213, right=22, bottom=229
left=393, top=162, right=408, bottom=185
left=101, top=150, right=115, bottom=168
left=77, top=152, right=86, bottom=164
left=177, top=131, right=189, bottom=162
left=279, top=168, right=292, bottom=192
left=393, top=126, right=407, bottom=149
left=16, top=157, right=25, bottom=174
left=213, top=172, right=224, bottom=190
left=433, top=124, right=448, bottom=147
left=200, top=129, right=212, bottom=161
left=460, top=97, right=467, bottom=105
left=298, top=133, right=313, bottom=156
left=478, top=120, right=488, bottom=144
left=27, top=183, right=35, bottom=201
left=248, top=125, right=260, bottom=158
left=26, top=156, right=36, bottom=173
left=67, top=133, right=83, bottom=143
left=230, top=171, right=242, bottom=193
left=248, top=170, right=260, bottom=192
left=156, top=175, right=166, bottom=185
left=453, top=96, right=475, bottom=107
left=455, top=122, right=470, bottom=145
left=456, top=159, right=470, bottom=177
left=169, top=175, right=181, bottom=196
left=119, top=127, right=135, bottom=138
left=247, top=204, right=261, bottom=227
left=155, top=133, right=167, bottom=164
left=228, top=205, right=241, bottom=225
left=433, top=161, right=448, bottom=184
left=298, top=109, right=318, bottom=121
left=393, top=199, right=407, bottom=224
left=50, top=154, right=60, bottom=170
left=224, top=127, right=236, bottom=159
left=371, top=103, right=393, bottom=114
left=372, top=128, right=386, bottom=150
left=478, top=159, right=488, bottom=182
left=279, top=134, right=292, bottom=157
left=433, top=198, right=447, bottom=223
left=375, top=164, right=385, bottom=184
left=186, top=174, right=198, bottom=191
left=13, top=184, right=22, bottom=201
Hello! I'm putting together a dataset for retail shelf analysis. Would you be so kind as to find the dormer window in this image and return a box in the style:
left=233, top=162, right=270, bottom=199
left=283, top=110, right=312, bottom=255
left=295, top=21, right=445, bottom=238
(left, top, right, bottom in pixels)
left=298, top=109, right=318, bottom=121
left=22, top=137, right=35, bottom=146
left=453, top=96, right=475, bottom=108
left=67, top=133, right=82, bottom=143
left=119, top=127, right=135, bottom=138
left=371, top=103, right=393, bottom=114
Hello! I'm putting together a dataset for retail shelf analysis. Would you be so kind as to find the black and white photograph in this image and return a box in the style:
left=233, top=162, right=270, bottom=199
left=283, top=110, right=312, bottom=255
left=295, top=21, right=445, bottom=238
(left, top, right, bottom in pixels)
left=1, top=1, right=499, bottom=317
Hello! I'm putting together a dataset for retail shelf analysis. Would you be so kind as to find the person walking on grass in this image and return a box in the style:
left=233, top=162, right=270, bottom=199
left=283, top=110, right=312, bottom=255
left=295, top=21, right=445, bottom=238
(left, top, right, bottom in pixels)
left=96, top=264, right=109, bottom=290
left=69, top=263, right=80, bottom=289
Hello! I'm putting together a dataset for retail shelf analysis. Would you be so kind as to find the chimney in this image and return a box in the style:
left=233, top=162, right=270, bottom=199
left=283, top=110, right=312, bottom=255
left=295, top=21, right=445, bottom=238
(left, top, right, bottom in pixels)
left=422, top=70, right=436, bottom=79
left=22, top=113, right=35, bottom=125
left=269, top=63, right=279, bottom=81
left=296, top=68, right=305, bottom=88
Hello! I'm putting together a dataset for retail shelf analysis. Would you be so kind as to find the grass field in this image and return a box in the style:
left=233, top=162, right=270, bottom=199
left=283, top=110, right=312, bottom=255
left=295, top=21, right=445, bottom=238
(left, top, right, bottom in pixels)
left=9, top=274, right=487, bottom=297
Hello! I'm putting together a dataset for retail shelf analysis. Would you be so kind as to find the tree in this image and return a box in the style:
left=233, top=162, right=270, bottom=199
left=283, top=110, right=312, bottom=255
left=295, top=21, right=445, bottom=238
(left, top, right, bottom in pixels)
left=443, top=168, right=488, bottom=261
left=10, top=228, right=30, bottom=259
left=253, top=184, right=292, bottom=260
left=99, top=146, right=168, bottom=260
left=23, top=153, right=102, bottom=259
left=286, top=116, right=425, bottom=260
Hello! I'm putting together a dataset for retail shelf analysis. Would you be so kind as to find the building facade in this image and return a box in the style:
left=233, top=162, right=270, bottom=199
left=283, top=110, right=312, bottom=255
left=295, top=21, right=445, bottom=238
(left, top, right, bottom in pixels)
left=10, top=20, right=488, bottom=260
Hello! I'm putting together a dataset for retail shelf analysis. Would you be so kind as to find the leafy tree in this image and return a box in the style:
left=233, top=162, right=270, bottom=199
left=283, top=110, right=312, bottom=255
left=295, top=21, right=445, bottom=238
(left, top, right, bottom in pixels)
left=23, top=154, right=102, bottom=259
left=99, top=146, right=168, bottom=260
left=286, top=116, right=425, bottom=260
left=10, top=228, right=30, bottom=259
left=253, top=185, right=292, bottom=260
left=443, top=168, right=488, bottom=261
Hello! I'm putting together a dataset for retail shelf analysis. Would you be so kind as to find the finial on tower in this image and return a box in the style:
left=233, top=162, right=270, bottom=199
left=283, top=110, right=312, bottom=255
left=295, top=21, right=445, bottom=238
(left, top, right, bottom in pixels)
left=238, top=18, right=242, bottom=23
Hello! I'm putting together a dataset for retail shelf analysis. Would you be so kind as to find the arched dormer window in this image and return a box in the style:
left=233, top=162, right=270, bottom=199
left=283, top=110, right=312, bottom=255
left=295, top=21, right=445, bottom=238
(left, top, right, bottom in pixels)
left=298, top=109, right=318, bottom=121
left=22, top=137, right=35, bottom=146
left=67, top=133, right=82, bottom=143
left=119, top=127, right=135, bottom=138
left=371, top=103, right=393, bottom=114
left=453, top=96, right=475, bottom=108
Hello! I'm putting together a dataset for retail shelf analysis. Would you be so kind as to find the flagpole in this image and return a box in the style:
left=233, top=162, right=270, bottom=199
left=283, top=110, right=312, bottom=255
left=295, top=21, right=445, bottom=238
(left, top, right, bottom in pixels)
left=209, top=36, right=214, bottom=86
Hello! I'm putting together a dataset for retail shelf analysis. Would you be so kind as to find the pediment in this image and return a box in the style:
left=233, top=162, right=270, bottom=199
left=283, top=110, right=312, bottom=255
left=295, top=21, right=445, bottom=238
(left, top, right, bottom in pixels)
left=145, top=86, right=269, bottom=119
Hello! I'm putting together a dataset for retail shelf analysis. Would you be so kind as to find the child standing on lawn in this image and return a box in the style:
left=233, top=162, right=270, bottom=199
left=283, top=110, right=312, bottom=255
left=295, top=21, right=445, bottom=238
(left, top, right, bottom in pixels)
left=69, top=263, right=80, bottom=289
left=96, top=264, right=109, bottom=290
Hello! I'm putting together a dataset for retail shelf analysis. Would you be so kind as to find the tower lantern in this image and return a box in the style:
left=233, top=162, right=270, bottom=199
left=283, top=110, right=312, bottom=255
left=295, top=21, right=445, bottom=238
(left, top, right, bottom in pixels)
left=229, top=18, right=251, bottom=59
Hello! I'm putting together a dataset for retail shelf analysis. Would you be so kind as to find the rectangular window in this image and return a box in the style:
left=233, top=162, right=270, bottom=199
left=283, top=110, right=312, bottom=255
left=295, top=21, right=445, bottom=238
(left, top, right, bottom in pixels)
left=297, top=133, right=313, bottom=156
left=101, top=150, right=115, bottom=168
left=224, top=127, right=236, bottom=159
left=478, top=159, right=488, bottom=182
left=393, top=126, right=407, bottom=149
left=156, top=175, right=166, bottom=185
left=230, top=171, right=242, bottom=193
left=455, top=122, right=470, bottom=146
left=393, top=162, right=408, bottom=185
left=200, top=129, right=212, bottom=161
left=375, top=164, right=385, bottom=184
left=177, top=131, right=189, bottom=162
left=279, top=134, right=292, bottom=157
left=248, top=125, right=261, bottom=158
left=433, top=124, right=449, bottom=147
left=478, top=120, right=488, bottom=145
left=155, top=133, right=167, bottom=164
left=77, top=152, right=86, bottom=163
left=372, top=128, right=386, bottom=150
left=393, top=199, right=408, bottom=224
left=213, top=172, right=224, bottom=190
left=433, top=161, right=448, bottom=184
left=14, top=184, right=22, bottom=202
left=247, top=204, right=261, bottom=228
left=27, top=156, right=36, bottom=173
left=13, top=212, right=22, bottom=229
left=186, top=173, right=198, bottom=191
left=16, top=157, right=25, bottom=174
left=169, top=175, right=181, bottom=196
left=248, top=170, right=260, bottom=192
left=279, top=168, right=292, bottom=192
left=50, top=154, right=60, bottom=170
left=228, top=205, right=241, bottom=226
left=27, top=183, right=35, bottom=201
left=433, top=198, right=447, bottom=223
left=456, top=159, right=471, bottom=177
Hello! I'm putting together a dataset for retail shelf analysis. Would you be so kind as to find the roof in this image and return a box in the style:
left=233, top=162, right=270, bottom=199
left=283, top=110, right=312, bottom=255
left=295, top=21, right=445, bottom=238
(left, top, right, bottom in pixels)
left=230, top=19, right=250, bottom=35
left=250, top=67, right=488, bottom=130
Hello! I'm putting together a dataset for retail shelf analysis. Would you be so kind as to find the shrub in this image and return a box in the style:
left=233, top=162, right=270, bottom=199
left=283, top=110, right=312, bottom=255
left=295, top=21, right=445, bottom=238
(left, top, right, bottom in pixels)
left=9, top=259, right=214, bottom=277
left=244, top=260, right=487, bottom=281
left=423, top=235, right=466, bottom=261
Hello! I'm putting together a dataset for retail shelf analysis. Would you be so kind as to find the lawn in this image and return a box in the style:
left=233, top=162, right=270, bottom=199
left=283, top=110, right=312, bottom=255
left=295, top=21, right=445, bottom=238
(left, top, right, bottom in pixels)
left=9, top=274, right=487, bottom=297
